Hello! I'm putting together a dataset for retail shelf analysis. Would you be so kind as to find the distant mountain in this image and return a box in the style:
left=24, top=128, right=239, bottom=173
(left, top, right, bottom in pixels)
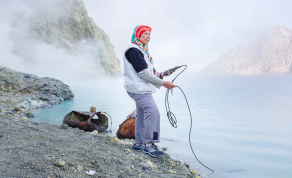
left=200, top=25, right=292, bottom=75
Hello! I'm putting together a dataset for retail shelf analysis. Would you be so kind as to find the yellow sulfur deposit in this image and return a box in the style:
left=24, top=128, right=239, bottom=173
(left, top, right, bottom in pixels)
left=110, top=138, right=118, bottom=142
left=170, top=160, right=175, bottom=167
left=168, top=170, right=176, bottom=174
left=190, top=169, right=197, bottom=174
left=190, top=169, right=201, bottom=178
left=92, top=130, right=98, bottom=134
left=146, top=160, right=153, bottom=168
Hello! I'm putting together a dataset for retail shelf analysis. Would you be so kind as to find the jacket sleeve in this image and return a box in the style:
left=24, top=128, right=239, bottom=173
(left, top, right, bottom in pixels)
left=156, top=72, right=163, bottom=79
left=125, top=48, right=148, bottom=73
left=138, top=69, right=164, bottom=88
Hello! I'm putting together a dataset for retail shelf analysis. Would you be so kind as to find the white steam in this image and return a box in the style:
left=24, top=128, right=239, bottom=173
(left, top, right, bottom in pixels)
left=0, top=0, right=108, bottom=84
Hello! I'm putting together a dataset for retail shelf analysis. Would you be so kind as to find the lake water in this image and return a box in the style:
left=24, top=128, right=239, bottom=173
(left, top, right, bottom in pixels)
left=30, top=74, right=292, bottom=178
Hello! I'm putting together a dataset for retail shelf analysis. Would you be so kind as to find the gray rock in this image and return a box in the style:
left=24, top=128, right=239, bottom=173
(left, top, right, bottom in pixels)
left=29, top=0, right=121, bottom=76
left=12, top=107, right=22, bottom=113
left=184, top=161, right=189, bottom=169
left=0, top=66, right=74, bottom=106
left=32, top=122, right=39, bottom=125
left=77, top=165, right=83, bottom=171
left=54, top=159, right=66, bottom=167
left=40, top=142, right=47, bottom=146
left=69, top=162, right=76, bottom=167
left=38, top=94, right=60, bottom=104
left=25, top=113, right=34, bottom=118
left=162, top=147, right=168, bottom=151
left=141, top=162, right=149, bottom=170
left=60, top=124, right=69, bottom=129
left=200, top=24, right=292, bottom=75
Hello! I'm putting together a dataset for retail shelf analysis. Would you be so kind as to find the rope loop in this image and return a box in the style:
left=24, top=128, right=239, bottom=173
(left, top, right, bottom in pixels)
left=164, top=65, right=214, bottom=173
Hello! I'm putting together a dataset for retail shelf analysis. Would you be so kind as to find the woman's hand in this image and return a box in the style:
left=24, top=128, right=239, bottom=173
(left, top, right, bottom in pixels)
left=162, top=81, right=176, bottom=90
left=161, top=71, right=173, bottom=78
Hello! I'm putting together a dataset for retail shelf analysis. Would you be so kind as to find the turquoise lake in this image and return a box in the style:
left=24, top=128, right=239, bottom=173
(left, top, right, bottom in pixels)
left=30, top=74, right=292, bottom=178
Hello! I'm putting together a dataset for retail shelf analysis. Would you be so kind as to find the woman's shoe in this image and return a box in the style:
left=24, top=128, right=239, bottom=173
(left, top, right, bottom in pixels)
left=132, top=144, right=146, bottom=151
left=143, top=145, right=164, bottom=158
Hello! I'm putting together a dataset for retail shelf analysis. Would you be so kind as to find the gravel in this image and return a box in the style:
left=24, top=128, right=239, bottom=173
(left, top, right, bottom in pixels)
left=0, top=115, right=200, bottom=178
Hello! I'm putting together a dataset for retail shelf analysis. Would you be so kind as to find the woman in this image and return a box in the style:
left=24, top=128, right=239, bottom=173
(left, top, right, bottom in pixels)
left=123, top=25, right=176, bottom=158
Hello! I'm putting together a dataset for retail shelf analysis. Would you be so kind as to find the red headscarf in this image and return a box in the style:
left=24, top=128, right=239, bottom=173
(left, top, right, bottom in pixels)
left=132, top=25, right=152, bottom=41
left=131, top=25, right=157, bottom=76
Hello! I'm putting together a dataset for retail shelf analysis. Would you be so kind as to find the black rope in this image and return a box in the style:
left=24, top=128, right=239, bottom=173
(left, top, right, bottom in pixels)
left=165, top=65, right=214, bottom=173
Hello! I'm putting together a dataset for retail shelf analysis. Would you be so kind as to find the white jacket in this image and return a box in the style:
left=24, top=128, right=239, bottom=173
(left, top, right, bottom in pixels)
left=123, top=44, right=157, bottom=94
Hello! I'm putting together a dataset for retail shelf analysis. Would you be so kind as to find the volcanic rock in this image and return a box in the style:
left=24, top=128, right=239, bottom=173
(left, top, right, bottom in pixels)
left=30, top=0, right=121, bottom=76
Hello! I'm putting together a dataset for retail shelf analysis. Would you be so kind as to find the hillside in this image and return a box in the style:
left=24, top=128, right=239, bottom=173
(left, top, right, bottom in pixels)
left=3, top=0, right=121, bottom=77
left=31, top=0, right=121, bottom=75
left=200, top=25, right=292, bottom=75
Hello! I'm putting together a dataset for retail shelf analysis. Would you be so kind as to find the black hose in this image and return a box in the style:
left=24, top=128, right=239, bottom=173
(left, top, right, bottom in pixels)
left=165, top=65, right=214, bottom=173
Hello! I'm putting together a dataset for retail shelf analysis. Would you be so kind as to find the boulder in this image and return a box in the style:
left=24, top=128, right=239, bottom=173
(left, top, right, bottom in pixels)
left=116, top=110, right=136, bottom=139
left=0, top=65, right=74, bottom=104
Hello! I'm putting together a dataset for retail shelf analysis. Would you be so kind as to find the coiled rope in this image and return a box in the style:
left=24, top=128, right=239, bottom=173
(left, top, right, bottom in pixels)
left=165, top=65, right=214, bottom=173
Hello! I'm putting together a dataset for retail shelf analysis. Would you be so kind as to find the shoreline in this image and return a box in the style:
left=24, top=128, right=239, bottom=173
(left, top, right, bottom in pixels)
left=0, top=114, right=200, bottom=177
left=0, top=66, right=201, bottom=177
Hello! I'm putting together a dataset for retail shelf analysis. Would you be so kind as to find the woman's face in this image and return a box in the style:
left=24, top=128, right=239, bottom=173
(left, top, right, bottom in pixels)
left=140, top=31, right=151, bottom=45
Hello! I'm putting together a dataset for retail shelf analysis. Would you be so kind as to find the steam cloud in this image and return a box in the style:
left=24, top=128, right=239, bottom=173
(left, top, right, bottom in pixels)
left=0, top=0, right=110, bottom=84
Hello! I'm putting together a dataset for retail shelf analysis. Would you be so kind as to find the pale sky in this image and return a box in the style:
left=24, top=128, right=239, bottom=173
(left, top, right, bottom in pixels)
left=83, top=0, right=292, bottom=72
left=1, top=0, right=291, bottom=79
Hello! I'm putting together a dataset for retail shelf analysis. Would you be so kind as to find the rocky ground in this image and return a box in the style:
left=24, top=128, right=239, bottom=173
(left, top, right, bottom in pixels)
left=0, top=115, right=200, bottom=178
left=0, top=90, right=53, bottom=118
left=0, top=65, right=74, bottom=118
left=0, top=66, right=201, bottom=177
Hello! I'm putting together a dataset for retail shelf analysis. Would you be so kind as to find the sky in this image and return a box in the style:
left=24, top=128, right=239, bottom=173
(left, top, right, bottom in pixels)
left=83, top=0, right=292, bottom=72
left=0, top=0, right=292, bottom=81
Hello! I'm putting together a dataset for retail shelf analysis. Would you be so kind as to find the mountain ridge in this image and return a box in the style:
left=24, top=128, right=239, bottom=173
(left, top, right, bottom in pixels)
left=200, top=24, right=292, bottom=75
left=30, top=0, right=122, bottom=76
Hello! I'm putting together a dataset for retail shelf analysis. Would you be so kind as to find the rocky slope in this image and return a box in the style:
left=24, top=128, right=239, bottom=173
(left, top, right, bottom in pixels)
left=0, top=65, right=201, bottom=178
left=0, top=65, right=74, bottom=117
left=200, top=25, right=292, bottom=75
left=0, top=115, right=200, bottom=178
left=29, top=0, right=121, bottom=75
left=0, top=91, right=202, bottom=178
